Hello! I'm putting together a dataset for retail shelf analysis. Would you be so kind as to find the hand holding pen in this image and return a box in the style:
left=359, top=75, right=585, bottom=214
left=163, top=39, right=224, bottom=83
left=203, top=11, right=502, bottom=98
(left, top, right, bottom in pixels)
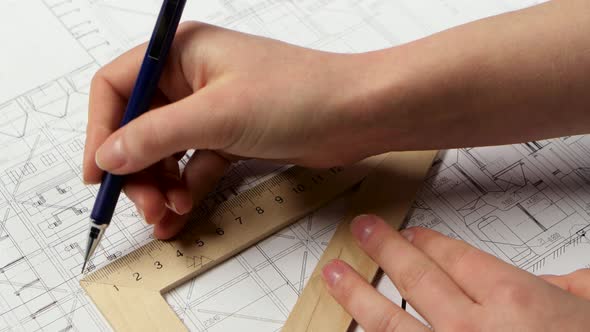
left=82, top=0, right=188, bottom=271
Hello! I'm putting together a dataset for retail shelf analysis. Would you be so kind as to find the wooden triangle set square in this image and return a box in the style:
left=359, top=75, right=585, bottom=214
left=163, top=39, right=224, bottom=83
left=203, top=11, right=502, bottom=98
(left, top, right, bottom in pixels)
left=81, top=150, right=437, bottom=331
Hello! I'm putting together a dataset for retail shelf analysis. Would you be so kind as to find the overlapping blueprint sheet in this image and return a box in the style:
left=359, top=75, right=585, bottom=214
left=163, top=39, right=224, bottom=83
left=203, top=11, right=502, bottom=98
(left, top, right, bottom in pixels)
left=3, top=0, right=590, bottom=331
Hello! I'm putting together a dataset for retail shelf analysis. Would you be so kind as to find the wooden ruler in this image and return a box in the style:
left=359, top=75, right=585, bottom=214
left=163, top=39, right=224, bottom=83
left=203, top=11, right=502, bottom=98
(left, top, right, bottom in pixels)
left=80, top=154, right=389, bottom=332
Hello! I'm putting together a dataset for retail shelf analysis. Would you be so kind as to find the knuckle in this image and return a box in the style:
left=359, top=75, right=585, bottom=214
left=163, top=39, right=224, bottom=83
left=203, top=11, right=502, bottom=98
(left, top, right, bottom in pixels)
left=413, top=228, right=476, bottom=276
left=377, top=309, right=404, bottom=332
left=90, top=68, right=108, bottom=94
left=178, top=20, right=199, bottom=30
left=132, top=115, right=169, bottom=157
left=571, top=268, right=590, bottom=279
left=397, top=262, right=431, bottom=296
left=177, top=21, right=206, bottom=38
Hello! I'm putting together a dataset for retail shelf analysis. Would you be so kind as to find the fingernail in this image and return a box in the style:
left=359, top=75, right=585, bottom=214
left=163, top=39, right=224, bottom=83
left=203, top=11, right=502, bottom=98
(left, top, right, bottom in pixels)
left=322, top=260, right=346, bottom=287
left=95, top=137, right=126, bottom=171
left=350, top=214, right=378, bottom=244
left=400, top=228, right=415, bottom=242
left=165, top=202, right=180, bottom=215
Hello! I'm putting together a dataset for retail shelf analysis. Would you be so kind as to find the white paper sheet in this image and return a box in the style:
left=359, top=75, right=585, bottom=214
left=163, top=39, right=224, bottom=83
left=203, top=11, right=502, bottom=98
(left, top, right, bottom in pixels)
left=5, top=1, right=589, bottom=332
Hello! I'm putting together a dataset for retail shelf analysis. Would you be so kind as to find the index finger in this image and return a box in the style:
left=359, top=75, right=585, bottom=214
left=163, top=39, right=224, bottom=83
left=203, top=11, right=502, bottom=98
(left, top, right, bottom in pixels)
left=83, top=23, right=199, bottom=183
left=322, top=259, right=429, bottom=332
left=83, top=43, right=148, bottom=184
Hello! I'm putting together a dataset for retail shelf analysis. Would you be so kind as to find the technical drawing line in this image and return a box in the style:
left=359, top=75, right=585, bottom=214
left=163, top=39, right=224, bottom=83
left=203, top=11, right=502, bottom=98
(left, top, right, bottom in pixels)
left=516, top=202, right=548, bottom=232
left=11, top=134, right=41, bottom=196
left=3, top=2, right=590, bottom=332
left=196, top=309, right=285, bottom=324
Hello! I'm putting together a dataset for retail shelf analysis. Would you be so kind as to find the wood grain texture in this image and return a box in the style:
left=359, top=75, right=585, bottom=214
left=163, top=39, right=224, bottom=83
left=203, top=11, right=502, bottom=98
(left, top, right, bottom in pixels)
left=81, top=281, right=186, bottom=332
left=81, top=155, right=390, bottom=331
left=282, top=150, right=437, bottom=332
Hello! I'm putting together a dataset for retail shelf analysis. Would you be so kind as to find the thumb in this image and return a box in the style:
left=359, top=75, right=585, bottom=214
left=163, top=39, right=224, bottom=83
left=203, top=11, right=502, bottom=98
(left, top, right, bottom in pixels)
left=95, top=89, right=239, bottom=174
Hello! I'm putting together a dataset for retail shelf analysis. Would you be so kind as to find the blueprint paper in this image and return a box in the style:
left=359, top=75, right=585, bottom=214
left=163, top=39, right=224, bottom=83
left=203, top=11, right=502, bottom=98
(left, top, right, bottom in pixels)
left=3, top=1, right=590, bottom=332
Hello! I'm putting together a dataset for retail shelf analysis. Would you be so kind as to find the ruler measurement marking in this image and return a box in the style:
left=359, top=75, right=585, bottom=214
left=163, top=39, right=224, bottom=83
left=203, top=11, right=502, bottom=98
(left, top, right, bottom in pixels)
left=112, top=258, right=123, bottom=275
left=105, top=265, right=115, bottom=276
left=82, top=163, right=371, bottom=291
left=137, top=245, right=149, bottom=258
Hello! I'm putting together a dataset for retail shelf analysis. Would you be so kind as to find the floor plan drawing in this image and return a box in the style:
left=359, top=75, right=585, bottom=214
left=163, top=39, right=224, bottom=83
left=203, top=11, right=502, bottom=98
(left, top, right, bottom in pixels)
left=0, top=1, right=120, bottom=331
left=3, top=0, right=589, bottom=331
left=405, top=140, right=590, bottom=275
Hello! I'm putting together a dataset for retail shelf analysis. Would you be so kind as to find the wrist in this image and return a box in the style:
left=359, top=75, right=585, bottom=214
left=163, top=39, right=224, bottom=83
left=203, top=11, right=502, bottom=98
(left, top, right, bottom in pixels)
left=351, top=1, right=590, bottom=151
left=307, top=50, right=413, bottom=161
left=340, top=47, right=434, bottom=153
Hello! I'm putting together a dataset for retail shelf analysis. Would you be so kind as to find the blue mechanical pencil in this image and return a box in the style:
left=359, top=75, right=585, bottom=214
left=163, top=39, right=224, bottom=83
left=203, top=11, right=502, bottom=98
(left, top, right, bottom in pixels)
left=82, top=0, right=187, bottom=273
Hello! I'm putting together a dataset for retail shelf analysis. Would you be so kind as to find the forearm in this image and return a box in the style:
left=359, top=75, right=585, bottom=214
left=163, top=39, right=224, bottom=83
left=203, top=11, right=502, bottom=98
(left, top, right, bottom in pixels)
left=358, top=0, right=590, bottom=151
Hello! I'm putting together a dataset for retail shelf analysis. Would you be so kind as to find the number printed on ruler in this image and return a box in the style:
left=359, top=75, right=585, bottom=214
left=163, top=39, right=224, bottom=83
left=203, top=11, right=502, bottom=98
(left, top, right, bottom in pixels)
left=81, top=163, right=370, bottom=292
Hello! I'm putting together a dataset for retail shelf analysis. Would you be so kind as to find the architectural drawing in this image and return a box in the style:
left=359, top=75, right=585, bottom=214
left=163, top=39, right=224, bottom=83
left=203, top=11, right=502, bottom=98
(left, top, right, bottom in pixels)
left=406, top=142, right=590, bottom=274
left=3, top=0, right=589, bottom=332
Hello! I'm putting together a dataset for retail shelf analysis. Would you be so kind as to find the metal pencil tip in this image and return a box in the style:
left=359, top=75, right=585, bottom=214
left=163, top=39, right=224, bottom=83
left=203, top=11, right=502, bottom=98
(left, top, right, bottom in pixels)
left=81, top=261, right=87, bottom=274
left=81, top=220, right=108, bottom=275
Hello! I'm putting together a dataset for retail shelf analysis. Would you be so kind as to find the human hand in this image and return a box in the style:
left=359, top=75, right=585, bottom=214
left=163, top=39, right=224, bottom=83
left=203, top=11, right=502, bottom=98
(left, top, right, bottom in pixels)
left=322, top=215, right=590, bottom=331
left=84, top=0, right=590, bottom=241
left=83, top=22, right=398, bottom=239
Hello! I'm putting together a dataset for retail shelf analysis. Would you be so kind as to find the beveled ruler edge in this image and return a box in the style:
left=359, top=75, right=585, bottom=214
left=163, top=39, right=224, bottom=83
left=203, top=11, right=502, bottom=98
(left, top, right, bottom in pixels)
left=80, top=154, right=391, bottom=332
left=282, top=150, right=438, bottom=332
